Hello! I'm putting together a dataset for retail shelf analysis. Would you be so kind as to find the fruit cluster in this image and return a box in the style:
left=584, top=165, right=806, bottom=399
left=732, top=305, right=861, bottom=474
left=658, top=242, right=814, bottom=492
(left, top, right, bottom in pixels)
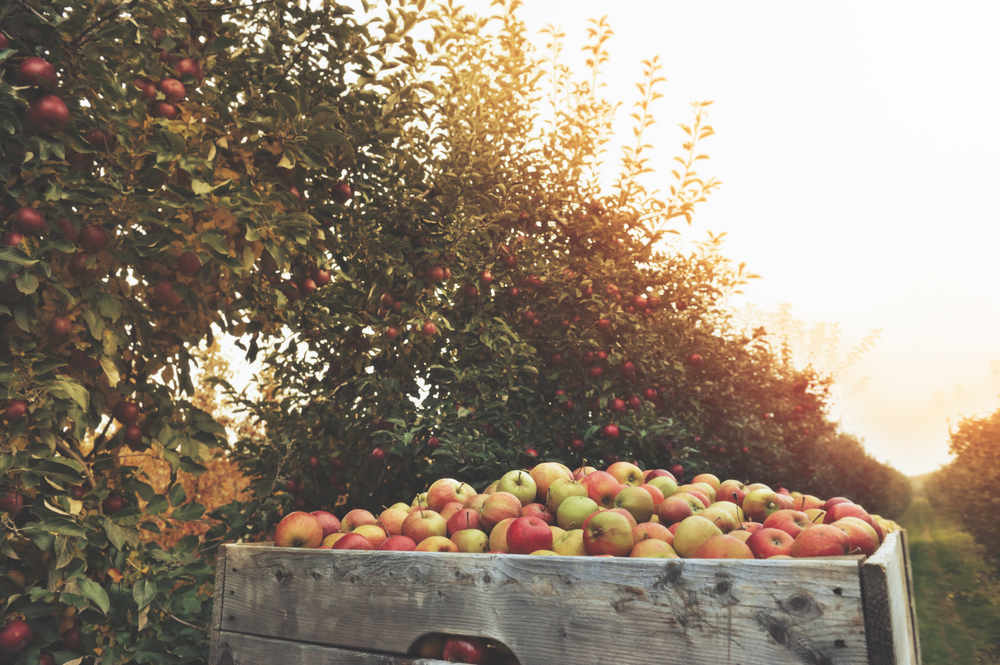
left=273, top=460, right=900, bottom=561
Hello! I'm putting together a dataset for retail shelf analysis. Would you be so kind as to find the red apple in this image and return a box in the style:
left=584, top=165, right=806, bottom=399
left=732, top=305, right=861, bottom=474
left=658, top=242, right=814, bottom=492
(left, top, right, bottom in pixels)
left=26, top=95, right=69, bottom=133
left=583, top=510, right=634, bottom=556
left=630, top=539, right=679, bottom=558
left=79, top=226, right=110, bottom=253
left=173, top=57, right=204, bottom=82
left=442, top=636, right=490, bottom=664
left=506, top=515, right=553, bottom=554
left=790, top=524, right=851, bottom=557
left=746, top=527, right=795, bottom=559
left=763, top=509, right=815, bottom=539
left=0, top=618, right=32, bottom=655
left=580, top=470, right=620, bottom=509
left=61, top=626, right=83, bottom=652
left=422, top=321, right=437, bottom=336
left=426, top=478, right=476, bottom=512
left=378, top=535, right=416, bottom=551
left=687, top=353, right=703, bottom=366
left=3, top=400, right=29, bottom=421
left=331, top=532, right=372, bottom=550
left=17, top=57, right=58, bottom=87
left=274, top=511, right=324, bottom=548
left=157, top=77, right=186, bottom=102
left=1, top=232, right=22, bottom=246
left=633, top=522, right=674, bottom=545
left=0, top=490, right=24, bottom=513
left=331, top=182, right=353, bottom=204
left=340, top=509, right=377, bottom=532
left=176, top=251, right=201, bottom=277
left=101, top=495, right=126, bottom=515
left=85, top=128, right=117, bottom=151
left=520, top=502, right=555, bottom=526
left=831, top=518, right=880, bottom=557
left=113, top=400, right=140, bottom=425
left=309, top=510, right=341, bottom=537
left=52, top=217, right=79, bottom=242
left=151, top=101, right=179, bottom=119
left=401, top=508, right=447, bottom=543
left=12, top=208, right=46, bottom=236
left=695, top=533, right=754, bottom=559
left=479, top=492, right=523, bottom=532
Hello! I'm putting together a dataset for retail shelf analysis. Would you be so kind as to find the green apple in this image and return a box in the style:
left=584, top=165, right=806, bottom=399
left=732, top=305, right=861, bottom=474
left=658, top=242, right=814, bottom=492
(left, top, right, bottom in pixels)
left=629, top=539, right=679, bottom=558
left=672, top=515, right=723, bottom=558
left=496, top=470, right=537, bottom=506
left=553, top=529, right=587, bottom=556
left=613, top=486, right=654, bottom=524
left=647, top=475, right=679, bottom=499
left=546, top=478, right=588, bottom=513
left=556, top=495, right=600, bottom=530
left=451, top=528, right=490, bottom=553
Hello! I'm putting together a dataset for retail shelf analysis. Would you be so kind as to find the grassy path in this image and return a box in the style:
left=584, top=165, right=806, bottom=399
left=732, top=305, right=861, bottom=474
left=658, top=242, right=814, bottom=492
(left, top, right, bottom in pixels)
left=901, top=497, right=1000, bottom=664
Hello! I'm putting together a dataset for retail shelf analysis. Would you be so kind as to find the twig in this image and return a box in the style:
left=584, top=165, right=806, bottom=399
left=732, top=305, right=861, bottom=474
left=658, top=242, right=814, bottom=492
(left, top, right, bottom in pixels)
left=56, top=434, right=96, bottom=490
left=152, top=601, right=209, bottom=634
left=202, top=0, right=275, bottom=11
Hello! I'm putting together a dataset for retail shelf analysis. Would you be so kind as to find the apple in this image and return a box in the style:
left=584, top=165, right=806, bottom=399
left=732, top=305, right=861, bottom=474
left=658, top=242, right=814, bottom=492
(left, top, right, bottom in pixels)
left=822, top=496, right=854, bottom=511
left=378, top=535, right=416, bottom=551
left=18, top=57, right=58, bottom=88
left=52, top=217, right=79, bottom=242
left=61, top=625, right=83, bottom=651
left=85, top=128, right=117, bottom=151
left=451, top=528, right=489, bottom=553
left=507, top=516, right=554, bottom=554
left=321, top=533, right=347, bottom=547
left=746, top=527, right=795, bottom=559
left=552, top=529, right=586, bottom=556
left=583, top=510, right=634, bottom=556
left=332, top=533, right=372, bottom=550
left=439, top=501, right=465, bottom=522
left=12, top=208, right=46, bottom=236
left=340, top=509, right=377, bottom=532
left=686, top=482, right=717, bottom=503
left=804, top=508, right=827, bottom=524
left=792, top=494, right=824, bottom=512
left=488, top=517, right=517, bottom=552
left=113, top=400, right=140, bottom=425
left=331, top=182, right=353, bottom=204
left=48, top=316, right=72, bottom=336
left=376, top=508, right=408, bottom=536
left=177, top=251, right=201, bottom=277
left=426, top=478, right=472, bottom=512
left=691, top=473, right=721, bottom=490
left=401, top=508, right=447, bottom=543
left=638, top=483, right=665, bottom=506
left=647, top=475, right=679, bottom=499
left=479, top=492, right=523, bottom=531
left=695, top=534, right=754, bottom=559
left=687, top=353, right=703, bottom=366
left=678, top=488, right=711, bottom=509
left=824, top=503, right=883, bottom=542
left=613, top=486, right=654, bottom=524
left=529, top=462, right=573, bottom=502
left=79, top=226, right=110, bottom=253
left=698, top=506, right=738, bottom=533
left=716, top=480, right=748, bottom=507
left=274, top=511, right=324, bottom=548
left=442, top=636, right=490, bottom=664
left=546, top=478, right=588, bottom=513
left=580, top=470, right=620, bottom=509
left=1, top=232, right=22, bottom=246
left=421, top=321, right=437, bottom=336
left=556, top=495, right=600, bottom=530
left=446, top=508, right=481, bottom=536
left=763, top=510, right=814, bottom=539
left=3, top=400, right=28, bottom=421
left=151, top=101, right=179, bottom=119
left=352, top=523, right=388, bottom=548
left=742, top=488, right=783, bottom=523
left=174, top=57, right=205, bottom=82
left=520, top=502, right=555, bottom=526
left=0, top=618, right=32, bottom=655
left=603, top=423, right=619, bottom=439
left=158, top=77, right=186, bottom=102
left=309, top=510, right=341, bottom=536
left=0, top=490, right=24, bottom=513
left=633, top=522, right=673, bottom=545
left=790, top=524, right=851, bottom=557
left=496, top=470, right=536, bottom=506
left=606, top=461, right=644, bottom=486
left=831, top=518, right=879, bottom=556
left=672, top=515, right=724, bottom=558
left=630, top=539, right=679, bottom=558
left=657, top=494, right=701, bottom=525
left=705, top=500, right=741, bottom=525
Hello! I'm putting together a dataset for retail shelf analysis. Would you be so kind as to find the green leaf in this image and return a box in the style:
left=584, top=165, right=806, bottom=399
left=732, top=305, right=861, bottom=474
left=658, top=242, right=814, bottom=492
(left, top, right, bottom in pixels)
left=78, top=577, right=111, bottom=614
left=54, top=535, right=75, bottom=569
left=97, top=292, right=122, bottom=321
left=145, top=495, right=169, bottom=516
left=0, top=453, right=13, bottom=476
left=47, top=379, right=90, bottom=411
left=171, top=502, right=205, bottom=521
left=0, top=246, right=38, bottom=265
left=167, top=483, right=187, bottom=507
left=132, top=578, right=156, bottom=609
left=200, top=232, right=229, bottom=256
left=100, top=516, right=127, bottom=550
left=100, top=356, right=120, bottom=387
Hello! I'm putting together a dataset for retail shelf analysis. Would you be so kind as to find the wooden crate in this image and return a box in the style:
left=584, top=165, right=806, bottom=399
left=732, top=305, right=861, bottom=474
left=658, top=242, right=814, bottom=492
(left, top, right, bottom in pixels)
left=209, top=530, right=920, bottom=665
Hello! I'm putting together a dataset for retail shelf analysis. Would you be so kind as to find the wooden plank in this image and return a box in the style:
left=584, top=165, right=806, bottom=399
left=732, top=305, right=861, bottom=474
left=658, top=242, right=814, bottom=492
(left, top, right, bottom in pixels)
left=219, top=544, right=872, bottom=665
left=900, top=530, right=922, bottom=665
left=209, top=541, right=228, bottom=665
left=214, top=631, right=454, bottom=665
left=862, top=531, right=917, bottom=665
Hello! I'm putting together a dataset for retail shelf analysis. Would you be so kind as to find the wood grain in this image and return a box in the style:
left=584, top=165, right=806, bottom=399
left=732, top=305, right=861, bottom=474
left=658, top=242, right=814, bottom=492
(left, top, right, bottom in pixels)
left=216, top=545, right=876, bottom=665
left=214, top=632, right=455, bottom=665
left=861, top=532, right=919, bottom=665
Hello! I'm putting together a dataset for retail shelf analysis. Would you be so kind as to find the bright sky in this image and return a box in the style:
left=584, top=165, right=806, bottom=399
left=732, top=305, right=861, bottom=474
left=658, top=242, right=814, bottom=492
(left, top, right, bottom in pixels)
left=455, top=0, right=1000, bottom=475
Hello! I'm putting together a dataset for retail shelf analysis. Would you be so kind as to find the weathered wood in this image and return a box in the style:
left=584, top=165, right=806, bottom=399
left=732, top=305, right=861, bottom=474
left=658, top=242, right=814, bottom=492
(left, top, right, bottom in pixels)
left=900, top=530, right=922, bottom=665
left=861, top=532, right=918, bottom=665
left=209, top=542, right=228, bottom=665
left=214, top=632, right=454, bottom=665
left=218, top=545, right=874, bottom=665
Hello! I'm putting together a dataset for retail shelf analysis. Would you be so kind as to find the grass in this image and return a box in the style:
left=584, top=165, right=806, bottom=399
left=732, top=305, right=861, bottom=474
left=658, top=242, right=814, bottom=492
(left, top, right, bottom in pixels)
left=901, top=496, right=1000, bottom=664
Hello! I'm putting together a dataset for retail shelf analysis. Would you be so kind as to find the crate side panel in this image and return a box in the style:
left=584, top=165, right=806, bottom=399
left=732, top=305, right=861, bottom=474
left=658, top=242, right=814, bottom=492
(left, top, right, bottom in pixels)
left=214, top=631, right=454, bottom=665
left=862, top=531, right=918, bottom=665
left=222, top=547, right=872, bottom=665
left=209, top=542, right=229, bottom=665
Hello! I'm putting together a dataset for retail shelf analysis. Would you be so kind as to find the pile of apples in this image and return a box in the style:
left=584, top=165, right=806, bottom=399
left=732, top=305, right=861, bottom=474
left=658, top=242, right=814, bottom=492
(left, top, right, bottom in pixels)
left=273, top=460, right=900, bottom=561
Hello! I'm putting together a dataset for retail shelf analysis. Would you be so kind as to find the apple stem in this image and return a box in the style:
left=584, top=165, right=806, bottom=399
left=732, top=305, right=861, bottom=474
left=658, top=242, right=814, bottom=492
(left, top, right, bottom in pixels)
left=377, top=521, right=389, bottom=537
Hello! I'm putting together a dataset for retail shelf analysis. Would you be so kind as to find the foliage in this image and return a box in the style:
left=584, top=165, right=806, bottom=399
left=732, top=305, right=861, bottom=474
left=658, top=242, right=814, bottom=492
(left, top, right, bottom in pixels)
left=0, top=0, right=424, bottom=661
left=926, top=405, right=1000, bottom=557
left=223, top=2, right=910, bottom=524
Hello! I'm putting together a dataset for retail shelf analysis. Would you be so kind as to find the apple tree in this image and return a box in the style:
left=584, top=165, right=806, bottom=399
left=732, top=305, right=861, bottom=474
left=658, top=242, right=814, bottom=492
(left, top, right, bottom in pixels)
left=0, top=0, right=430, bottom=661
left=219, top=3, right=908, bottom=521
